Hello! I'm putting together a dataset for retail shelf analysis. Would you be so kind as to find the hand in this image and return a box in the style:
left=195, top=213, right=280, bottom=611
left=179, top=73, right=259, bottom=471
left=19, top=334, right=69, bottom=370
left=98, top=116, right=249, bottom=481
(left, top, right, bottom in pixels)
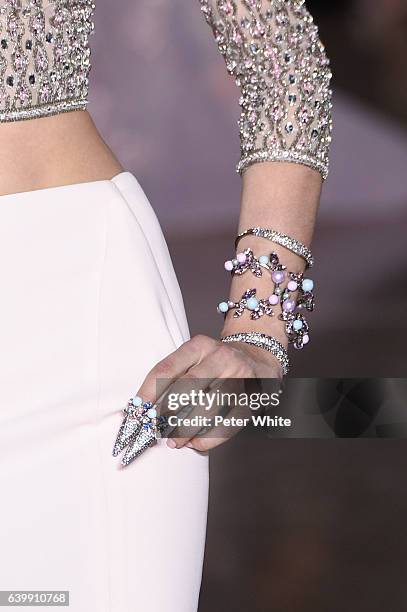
left=136, top=334, right=283, bottom=452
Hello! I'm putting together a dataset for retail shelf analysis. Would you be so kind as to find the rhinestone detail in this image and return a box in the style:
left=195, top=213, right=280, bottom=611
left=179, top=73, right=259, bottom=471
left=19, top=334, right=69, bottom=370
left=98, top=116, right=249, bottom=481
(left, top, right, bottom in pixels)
left=235, top=226, right=314, bottom=268
left=0, top=97, right=87, bottom=122
left=0, top=0, right=95, bottom=122
left=221, top=332, right=290, bottom=375
left=199, top=0, right=333, bottom=180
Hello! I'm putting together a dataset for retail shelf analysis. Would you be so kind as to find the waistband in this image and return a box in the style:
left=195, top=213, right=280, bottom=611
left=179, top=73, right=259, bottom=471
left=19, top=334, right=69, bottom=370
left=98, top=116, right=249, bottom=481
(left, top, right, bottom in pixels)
left=0, top=171, right=135, bottom=207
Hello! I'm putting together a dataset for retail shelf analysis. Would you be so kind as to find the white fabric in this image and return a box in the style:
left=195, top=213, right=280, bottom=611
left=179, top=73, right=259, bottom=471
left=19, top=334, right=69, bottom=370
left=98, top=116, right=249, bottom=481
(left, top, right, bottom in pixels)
left=0, top=172, right=208, bottom=612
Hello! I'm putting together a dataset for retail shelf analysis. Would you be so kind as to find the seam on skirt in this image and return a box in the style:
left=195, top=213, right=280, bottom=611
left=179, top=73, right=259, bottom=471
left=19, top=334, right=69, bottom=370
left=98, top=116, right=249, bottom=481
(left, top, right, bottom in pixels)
left=0, top=172, right=129, bottom=204
left=109, top=180, right=184, bottom=352
left=94, top=193, right=113, bottom=612
left=111, top=173, right=190, bottom=345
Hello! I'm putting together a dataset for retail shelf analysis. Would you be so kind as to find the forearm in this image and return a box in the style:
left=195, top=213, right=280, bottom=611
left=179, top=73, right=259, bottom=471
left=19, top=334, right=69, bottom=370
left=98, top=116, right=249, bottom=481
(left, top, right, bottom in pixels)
left=239, top=163, right=322, bottom=242
left=221, top=162, right=321, bottom=350
left=200, top=0, right=332, bottom=372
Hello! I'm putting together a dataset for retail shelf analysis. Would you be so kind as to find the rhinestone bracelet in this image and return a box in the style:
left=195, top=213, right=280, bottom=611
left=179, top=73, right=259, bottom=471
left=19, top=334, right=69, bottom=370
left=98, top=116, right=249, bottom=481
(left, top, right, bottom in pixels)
left=235, top=227, right=314, bottom=268
left=221, top=332, right=290, bottom=375
left=218, top=248, right=314, bottom=350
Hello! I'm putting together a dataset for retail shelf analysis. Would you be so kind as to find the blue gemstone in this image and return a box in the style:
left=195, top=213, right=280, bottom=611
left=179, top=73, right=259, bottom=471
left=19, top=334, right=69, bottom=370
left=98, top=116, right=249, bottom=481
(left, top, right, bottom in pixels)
left=246, top=297, right=259, bottom=310
left=293, top=320, right=303, bottom=331
left=302, top=279, right=314, bottom=292
left=218, top=301, right=229, bottom=313
left=132, top=395, right=143, bottom=407
left=259, top=255, right=269, bottom=265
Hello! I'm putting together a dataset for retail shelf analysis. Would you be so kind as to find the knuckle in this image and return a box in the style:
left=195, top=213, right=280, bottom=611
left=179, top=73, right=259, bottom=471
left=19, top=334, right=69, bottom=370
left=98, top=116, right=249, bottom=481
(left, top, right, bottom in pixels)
left=189, top=334, right=215, bottom=351
left=215, top=344, right=232, bottom=362
left=191, top=439, right=207, bottom=452
left=182, top=370, right=197, bottom=381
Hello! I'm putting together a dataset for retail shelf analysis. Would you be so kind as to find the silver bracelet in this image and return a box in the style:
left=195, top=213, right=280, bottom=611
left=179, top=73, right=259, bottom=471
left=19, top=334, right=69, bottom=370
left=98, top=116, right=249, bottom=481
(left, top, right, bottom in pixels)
left=221, top=332, right=290, bottom=376
left=219, top=248, right=314, bottom=350
left=235, top=227, right=314, bottom=269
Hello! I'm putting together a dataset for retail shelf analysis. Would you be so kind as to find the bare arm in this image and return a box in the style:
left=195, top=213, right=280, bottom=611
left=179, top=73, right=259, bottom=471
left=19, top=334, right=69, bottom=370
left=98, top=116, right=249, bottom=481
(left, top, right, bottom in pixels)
left=204, top=0, right=332, bottom=367
left=221, top=162, right=321, bottom=353
left=121, top=0, right=333, bottom=457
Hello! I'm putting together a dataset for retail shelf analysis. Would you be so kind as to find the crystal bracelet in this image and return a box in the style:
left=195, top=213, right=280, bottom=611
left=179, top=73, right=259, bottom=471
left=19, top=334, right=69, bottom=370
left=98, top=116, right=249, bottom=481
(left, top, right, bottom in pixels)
left=221, top=332, right=290, bottom=375
left=219, top=248, right=314, bottom=350
left=235, top=227, right=314, bottom=268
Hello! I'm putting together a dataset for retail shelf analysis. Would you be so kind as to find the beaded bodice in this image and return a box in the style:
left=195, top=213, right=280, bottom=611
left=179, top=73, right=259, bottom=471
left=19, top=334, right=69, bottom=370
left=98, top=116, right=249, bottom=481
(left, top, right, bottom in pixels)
left=0, top=0, right=332, bottom=181
left=0, top=0, right=94, bottom=122
left=200, top=0, right=333, bottom=179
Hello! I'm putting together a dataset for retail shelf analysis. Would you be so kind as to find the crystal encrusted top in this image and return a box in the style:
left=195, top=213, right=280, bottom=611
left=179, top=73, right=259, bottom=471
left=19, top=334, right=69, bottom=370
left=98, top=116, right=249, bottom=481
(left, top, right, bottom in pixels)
left=0, top=0, right=95, bottom=122
left=199, top=0, right=333, bottom=179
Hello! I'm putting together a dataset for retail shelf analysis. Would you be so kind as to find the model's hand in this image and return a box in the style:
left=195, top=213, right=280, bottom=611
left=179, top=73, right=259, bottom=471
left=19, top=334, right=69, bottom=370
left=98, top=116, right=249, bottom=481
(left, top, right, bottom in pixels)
left=136, top=334, right=283, bottom=452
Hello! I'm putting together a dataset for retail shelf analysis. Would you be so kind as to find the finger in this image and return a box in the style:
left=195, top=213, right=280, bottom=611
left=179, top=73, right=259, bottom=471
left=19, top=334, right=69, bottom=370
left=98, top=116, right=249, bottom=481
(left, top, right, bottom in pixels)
left=165, top=353, right=254, bottom=448
left=184, top=399, right=248, bottom=452
left=162, top=371, right=217, bottom=448
left=185, top=399, right=249, bottom=450
left=184, top=383, right=251, bottom=451
left=186, top=436, right=230, bottom=452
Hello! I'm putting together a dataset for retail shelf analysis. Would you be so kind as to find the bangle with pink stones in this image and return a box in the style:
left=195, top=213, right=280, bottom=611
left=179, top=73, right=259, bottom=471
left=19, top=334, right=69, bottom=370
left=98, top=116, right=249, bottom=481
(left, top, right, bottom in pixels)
left=217, top=248, right=315, bottom=350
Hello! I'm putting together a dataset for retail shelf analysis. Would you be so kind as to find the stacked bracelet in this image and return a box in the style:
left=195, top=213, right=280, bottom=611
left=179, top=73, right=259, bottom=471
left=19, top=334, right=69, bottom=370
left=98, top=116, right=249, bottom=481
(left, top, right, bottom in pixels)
left=218, top=248, right=314, bottom=350
left=218, top=228, right=316, bottom=375
left=221, top=333, right=290, bottom=375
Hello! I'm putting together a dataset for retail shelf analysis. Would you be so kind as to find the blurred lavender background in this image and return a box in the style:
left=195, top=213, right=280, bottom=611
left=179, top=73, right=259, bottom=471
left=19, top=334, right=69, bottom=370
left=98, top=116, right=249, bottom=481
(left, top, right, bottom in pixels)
left=90, top=1, right=407, bottom=610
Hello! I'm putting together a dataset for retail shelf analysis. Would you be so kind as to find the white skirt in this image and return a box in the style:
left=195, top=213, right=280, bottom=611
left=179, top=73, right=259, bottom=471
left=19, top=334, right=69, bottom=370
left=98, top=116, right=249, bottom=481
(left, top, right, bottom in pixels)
left=0, top=172, right=209, bottom=611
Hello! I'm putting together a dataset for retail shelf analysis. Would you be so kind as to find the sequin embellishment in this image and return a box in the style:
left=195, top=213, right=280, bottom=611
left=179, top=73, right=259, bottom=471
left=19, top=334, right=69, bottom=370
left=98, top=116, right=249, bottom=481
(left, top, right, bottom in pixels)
left=0, top=0, right=95, bottom=122
left=199, top=0, right=333, bottom=179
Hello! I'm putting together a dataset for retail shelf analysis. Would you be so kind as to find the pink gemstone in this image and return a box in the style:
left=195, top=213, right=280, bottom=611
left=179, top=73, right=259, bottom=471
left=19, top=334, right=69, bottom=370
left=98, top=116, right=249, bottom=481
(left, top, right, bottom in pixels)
left=255, top=21, right=265, bottom=36
left=287, top=280, right=298, bottom=292
left=265, top=43, right=274, bottom=58
left=39, top=87, right=50, bottom=103
left=273, top=64, right=282, bottom=78
left=236, top=252, right=246, bottom=263
left=8, top=18, right=17, bottom=34
left=14, top=54, right=26, bottom=70
left=283, top=299, right=296, bottom=313
left=232, top=29, right=242, bottom=45
left=222, top=1, right=233, bottom=15
left=224, top=260, right=234, bottom=271
left=304, top=82, right=315, bottom=95
left=18, top=88, right=29, bottom=104
left=272, top=270, right=285, bottom=284
left=302, top=334, right=310, bottom=345
left=268, top=294, right=279, bottom=305
left=272, top=105, right=283, bottom=120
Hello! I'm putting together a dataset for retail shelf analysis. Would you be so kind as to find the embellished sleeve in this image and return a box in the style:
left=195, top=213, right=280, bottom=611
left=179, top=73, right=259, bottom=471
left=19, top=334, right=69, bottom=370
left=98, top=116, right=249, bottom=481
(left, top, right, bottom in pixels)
left=199, top=0, right=333, bottom=180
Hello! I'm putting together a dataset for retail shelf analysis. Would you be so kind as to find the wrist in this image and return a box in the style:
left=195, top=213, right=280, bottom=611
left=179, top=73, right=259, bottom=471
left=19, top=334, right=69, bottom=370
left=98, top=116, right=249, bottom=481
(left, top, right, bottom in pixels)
left=237, top=341, right=285, bottom=377
left=220, top=331, right=289, bottom=376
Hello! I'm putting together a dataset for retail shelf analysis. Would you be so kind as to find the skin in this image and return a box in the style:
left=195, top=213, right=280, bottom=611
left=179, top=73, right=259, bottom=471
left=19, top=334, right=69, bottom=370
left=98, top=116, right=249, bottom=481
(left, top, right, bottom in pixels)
left=139, top=163, right=322, bottom=451
left=0, top=111, right=122, bottom=195
left=1, top=109, right=322, bottom=453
